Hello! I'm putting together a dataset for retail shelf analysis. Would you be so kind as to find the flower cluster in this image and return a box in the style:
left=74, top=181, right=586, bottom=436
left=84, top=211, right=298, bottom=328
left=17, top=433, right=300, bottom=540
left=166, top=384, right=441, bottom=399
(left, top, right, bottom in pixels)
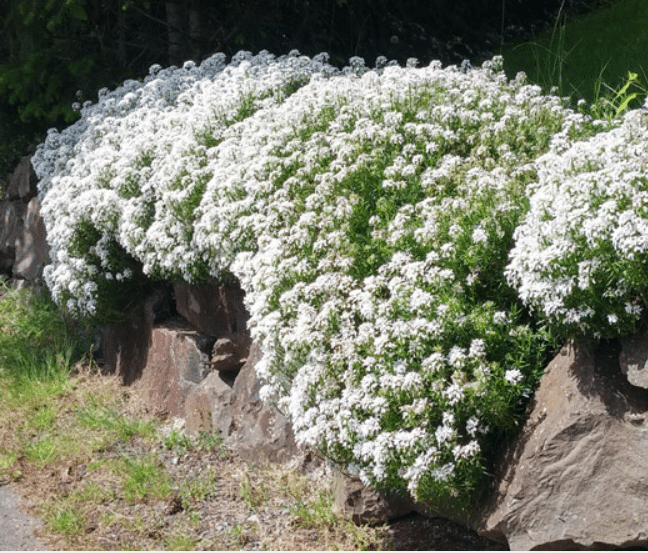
left=230, top=57, right=590, bottom=503
left=33, top=51, right=602, bottom=505
left=506, top=107, right=648, bottom=337
left=32, top=50, right=344, bottom=317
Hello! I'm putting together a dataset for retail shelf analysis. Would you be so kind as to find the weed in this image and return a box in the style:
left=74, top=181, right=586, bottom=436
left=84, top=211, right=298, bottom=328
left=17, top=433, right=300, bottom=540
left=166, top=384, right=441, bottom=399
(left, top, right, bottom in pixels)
left=165, top=532, right=198, bottom=550
left=196, top=429, right=226, bottom=455
left=70, top=480, right=114, bottom=503
left=240, top=472, right=268, bottom=510
left=44, top=505, right=86, bottom=536
left=591, top=70, right=648, bottom=120
left=181, top=467, right=216, bottom=503
left=77, top=404, right=157, bottom=442
left=229, top=523, right=260, bottom=549
left=162, top=428, right=193, bottom=453
left=120, top=456, right=172, bottom=503
left=279, top=469, right=310, bottom=502
left=0, top=451, right=17, bottom=472
left=23, top=436, right=56, bottom=464
left=291, top=489, right=337, bottom=530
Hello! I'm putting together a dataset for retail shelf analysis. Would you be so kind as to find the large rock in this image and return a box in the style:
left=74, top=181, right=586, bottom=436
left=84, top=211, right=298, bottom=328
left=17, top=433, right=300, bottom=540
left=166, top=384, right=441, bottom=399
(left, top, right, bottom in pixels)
left=332, top=471, right=415, bottom=524
left=131, top=317, right=216, bottom=418
left=173, top=282, right=249, bottom=337
left=0, top=201, right=26, bottom=273
left=480, top=339, right=648, bottom=550
left=13, top=197, right=49, bottom=281
left=185, top=340, right=299, bottom=463
left=6, top=156, right=37, bottom=201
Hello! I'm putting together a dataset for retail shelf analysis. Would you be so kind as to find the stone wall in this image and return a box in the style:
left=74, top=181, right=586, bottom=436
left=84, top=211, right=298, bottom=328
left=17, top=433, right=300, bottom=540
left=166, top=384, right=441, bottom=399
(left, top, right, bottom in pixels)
left=100, top=283, right=299, bottom=464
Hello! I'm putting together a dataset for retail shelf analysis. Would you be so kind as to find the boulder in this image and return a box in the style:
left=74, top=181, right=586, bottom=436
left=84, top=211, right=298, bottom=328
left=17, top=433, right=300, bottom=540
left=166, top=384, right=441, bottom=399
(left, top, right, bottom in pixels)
left=185, top=370, right=236, bottom=438
left=6, top=156, right=37, bottom=201
left=185, top=340, right=299, bottom=463
left=0, top=201, right=26, bottom=273
left=480, top=339, right=648, bottom=550
left=131, top=317, right=216, bottom=418
left=13, top=197, right=50, bottom=281
left=332, top=471, right=415, bottom=524
left=173, top=282, right=249, bottom=337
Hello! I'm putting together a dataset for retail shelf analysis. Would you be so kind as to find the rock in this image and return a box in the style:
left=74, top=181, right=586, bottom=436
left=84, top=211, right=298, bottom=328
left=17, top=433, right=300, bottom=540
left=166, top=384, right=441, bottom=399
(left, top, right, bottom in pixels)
left=211, top=333, right=252, bottom=372
left=0, top=201, right=26, bottom=273
left=6, top=156, right=37, bottom=201
left=332, top=471, right=415, bottom=524
left=227, top=341, right=298, bottom=462
left=131, top=317, right=216, bottom=418
left=13, top=197, right=50, bottom=281
left=102, top=309, right=152, bottom=385
left=186, top=340, right=299, bottom=463
left=185, top=369, right=236, bottom=437
left=173, top=282, right=249, bottom=337
left=619, top=331, right=648, bottom=389
left=480, top=339, right=648, bottom=550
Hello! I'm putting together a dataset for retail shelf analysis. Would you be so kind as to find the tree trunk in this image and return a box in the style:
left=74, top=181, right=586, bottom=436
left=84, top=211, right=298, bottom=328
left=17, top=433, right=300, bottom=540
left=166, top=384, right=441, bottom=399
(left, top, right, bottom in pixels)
left=165, top=2, right=185, bottom=66
left=188, top=3, right=203, bottom=62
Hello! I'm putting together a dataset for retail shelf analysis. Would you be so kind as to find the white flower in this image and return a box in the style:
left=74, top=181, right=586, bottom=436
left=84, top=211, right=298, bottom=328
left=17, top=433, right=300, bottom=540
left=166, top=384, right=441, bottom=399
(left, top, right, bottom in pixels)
left=469, top=338, right=486, bottom=359
left=32, top=51, right=590, bottom=502
left=472, top=226, right=488, bottom=243
left=504, top=369, right=524, bottom=385
left=443, top=383, right=465, bottom=405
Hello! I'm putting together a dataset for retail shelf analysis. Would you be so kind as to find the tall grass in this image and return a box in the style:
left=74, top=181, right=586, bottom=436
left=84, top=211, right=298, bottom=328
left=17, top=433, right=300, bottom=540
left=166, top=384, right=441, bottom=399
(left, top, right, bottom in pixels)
left=0, top=284, right=89, bottom=383
left=502, top=0, right=648, bottom=111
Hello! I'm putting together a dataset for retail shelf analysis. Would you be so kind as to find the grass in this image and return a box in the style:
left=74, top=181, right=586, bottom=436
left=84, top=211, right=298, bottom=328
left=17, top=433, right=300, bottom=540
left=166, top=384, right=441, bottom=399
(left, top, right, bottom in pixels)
left=501, top=0, right=648, bottom=111
left=0, top=284, right=385, bottom=550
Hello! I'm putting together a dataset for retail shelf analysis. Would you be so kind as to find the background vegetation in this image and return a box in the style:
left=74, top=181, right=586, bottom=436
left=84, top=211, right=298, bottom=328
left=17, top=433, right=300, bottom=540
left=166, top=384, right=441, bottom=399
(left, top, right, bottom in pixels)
left=503, top=0, right=648, bottom=106
left=0, top=0, right=619, bottom=186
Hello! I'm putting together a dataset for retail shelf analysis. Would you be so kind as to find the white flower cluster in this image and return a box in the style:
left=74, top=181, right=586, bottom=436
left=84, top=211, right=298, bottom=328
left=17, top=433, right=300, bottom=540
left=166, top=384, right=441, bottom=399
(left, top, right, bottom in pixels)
left=506, top=106, right=648, bottom=337
left=227, top=58, right=590, bottom=501
left=32, top=51, right=597, bottom=504
left=32, top=50, right=343, bottom=316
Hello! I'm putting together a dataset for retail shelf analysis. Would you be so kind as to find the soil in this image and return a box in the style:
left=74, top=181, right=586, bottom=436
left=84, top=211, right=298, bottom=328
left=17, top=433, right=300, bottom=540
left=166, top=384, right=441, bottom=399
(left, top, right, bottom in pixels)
left=5, top=428, right=508, bottom=551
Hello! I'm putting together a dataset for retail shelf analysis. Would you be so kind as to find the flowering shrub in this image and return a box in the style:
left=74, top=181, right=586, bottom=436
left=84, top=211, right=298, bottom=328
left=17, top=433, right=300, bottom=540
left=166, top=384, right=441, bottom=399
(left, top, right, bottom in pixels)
left=506, top=107, right=648, bottom=338
left=33, top=51, right=604, bottom=506
left=32, top=50, right=343, bottom=318
left=229, top=57, right=599, bottom=505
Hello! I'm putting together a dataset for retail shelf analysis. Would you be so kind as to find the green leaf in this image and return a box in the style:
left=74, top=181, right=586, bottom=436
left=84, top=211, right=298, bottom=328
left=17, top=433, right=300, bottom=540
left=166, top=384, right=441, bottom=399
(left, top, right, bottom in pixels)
left=68, top=2, right=88, bottom=21
left=615, top=91, right=639, bottom=117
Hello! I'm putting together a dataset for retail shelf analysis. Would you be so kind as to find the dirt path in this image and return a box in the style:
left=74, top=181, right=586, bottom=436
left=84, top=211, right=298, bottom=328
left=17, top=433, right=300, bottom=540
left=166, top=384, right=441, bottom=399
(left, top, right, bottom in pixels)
left=0, top=484, right=48, bottom=551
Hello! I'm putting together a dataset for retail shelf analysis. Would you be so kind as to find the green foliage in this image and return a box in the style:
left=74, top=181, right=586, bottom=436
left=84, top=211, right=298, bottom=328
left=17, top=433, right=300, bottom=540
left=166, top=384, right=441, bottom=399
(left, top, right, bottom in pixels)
left=77, top=405, right=157, bottom=442
left=0, top=284, right=88, bottom=381
left=240, top=473, right=268, bottom=510
left=121, top=456, right=172, bottom=502
left=45, top=506, right=86, bottom=536
left=503, top=0, right=648, bottom=108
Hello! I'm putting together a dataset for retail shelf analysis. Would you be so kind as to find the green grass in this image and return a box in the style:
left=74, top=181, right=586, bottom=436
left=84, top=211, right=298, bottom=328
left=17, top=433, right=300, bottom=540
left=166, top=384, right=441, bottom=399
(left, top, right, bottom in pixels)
left=120, top=455, right=172, bottom=503
left=45, top=506, right=86, bottom=536
left=502, top=0, right=648, bottom=109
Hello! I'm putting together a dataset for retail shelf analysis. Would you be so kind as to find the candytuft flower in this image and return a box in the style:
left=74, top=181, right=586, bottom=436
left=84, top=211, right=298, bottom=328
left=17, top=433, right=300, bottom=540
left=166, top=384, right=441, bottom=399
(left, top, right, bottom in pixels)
left=32, top=50, right=599, bottom=507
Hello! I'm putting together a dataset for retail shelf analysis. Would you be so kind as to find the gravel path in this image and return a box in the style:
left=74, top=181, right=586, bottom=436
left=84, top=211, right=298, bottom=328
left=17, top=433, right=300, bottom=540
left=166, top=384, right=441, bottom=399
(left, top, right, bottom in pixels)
left=0, top=484, right=48, bottom=551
